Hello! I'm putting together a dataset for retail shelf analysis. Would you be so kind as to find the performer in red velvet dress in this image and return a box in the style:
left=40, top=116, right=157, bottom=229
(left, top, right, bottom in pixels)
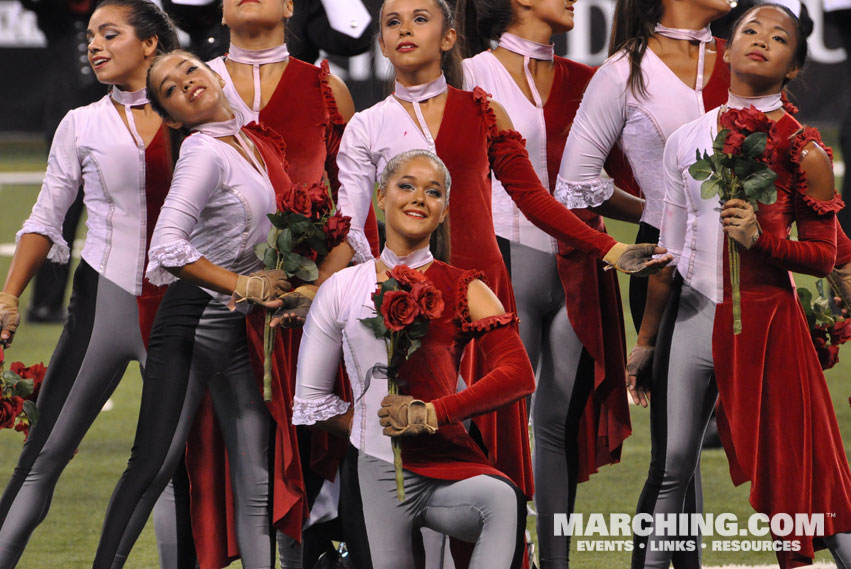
left=186, top=1, right=364, bottom=567
left=322, top=3, right=669, bottom=536
left=457, top=1, right=649, bottom=565
left=633, top=5, right=851, bottom=567
left=295, top=150, right=535, bottom=569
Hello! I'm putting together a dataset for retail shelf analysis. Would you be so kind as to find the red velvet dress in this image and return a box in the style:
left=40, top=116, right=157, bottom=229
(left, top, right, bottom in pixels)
left=185, top=60, right=347, bottom=566
left=712, top=115, right=851, bottom=568
left=430, top=86, right=618, bottom=499
left=136, top=125, right=171, bottom=346
left=395, top=263, right=536, bottom=480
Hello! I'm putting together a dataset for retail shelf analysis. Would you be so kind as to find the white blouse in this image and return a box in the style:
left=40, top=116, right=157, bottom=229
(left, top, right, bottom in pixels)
left=336, top=95, right=442, bottom=264
left=462, top=52, right=556, bottom=254
left=659, top=108, right=724, bottom=303
left=18, top=96, right=152, bottom=296
left=146, top=132, right=275, bottom=305
left=292, top=261, right=395, bottom=464
left=555, top=50, right=709, bottom=229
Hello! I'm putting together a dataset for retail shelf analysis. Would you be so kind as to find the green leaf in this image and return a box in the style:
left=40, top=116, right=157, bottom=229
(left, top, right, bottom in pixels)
left=406, top=319, right=430, bottom=339
left=13, top=378, right=33, bottom=399
left=358, top=315, right=387, bottom=338
left=277, top=228, right=293, bottom=253
left=267, top=213, right=287, bottom=229
left=405, top=337, right=422, bottom=359
left=741, top=168, right=778, bottom=203
left=713, top=129, right=729, bottom=154
left=254, top=243, right=269, bottom=262
left=741, top=132, right=768, bottom=158
left=688, top=159, right=713, bottom=181
left=295, top=261, right=319, bottom=283
left=266, top=228, right=278, bottom=248
left=23, top=400, right=39, bottom=427
left=283, top=253, right=303, bottom=274
left=700, top=177, right=723, bottom=200
left=797, top=287, right=816, bottom=329
left=263, top=247, right=278, bottom=270
left=381, top=278, right=399, bottom=293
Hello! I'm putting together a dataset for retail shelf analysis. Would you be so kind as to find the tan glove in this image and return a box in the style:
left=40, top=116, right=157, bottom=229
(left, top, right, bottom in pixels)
left=603, top=243, right=667, bottom=276
left=271, top=286, right=316, bottom=328
left=828, top=262, right=851, bottom=313
left=233, top=269, right=292, bottom=304
left=378, top=394, right=438, bottom=437
left=0, top=292, right=20, bottom=347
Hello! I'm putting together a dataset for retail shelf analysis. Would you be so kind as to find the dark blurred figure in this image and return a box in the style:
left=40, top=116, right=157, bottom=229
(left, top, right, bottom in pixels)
left=162, top=0, right=381, bottom=64
left=711, top=0, right=813, bottom=41
left=826, top=2, right=851, bottom=233
left=21, top=0, right=104, bottom=323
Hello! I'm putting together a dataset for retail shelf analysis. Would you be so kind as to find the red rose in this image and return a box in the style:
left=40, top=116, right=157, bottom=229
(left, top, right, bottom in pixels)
left=281, top=184, right=313, bottom=217
left=380, top=290, right=420, bottom=331
left=324, top=212, right=351, bottom=249
left=831, top=319, right=851, bottom=345
left=733, top=106, right=773, bottom=134
left=307, top=183, right=333, bottom=221
left=818, top=344, right=841, bottom=370
left=387, top=265, right=427, bottom=287
left=410, top=282, right=444, bottom=320
left=0, top=396, right=24, bottom=430
left=14, top=419, right=29, bottom=439
left=11, top=362, right=46, bottom=401
left=719, top=109, right=739, bottom=132
left=722, top=131, right=746, bottom=156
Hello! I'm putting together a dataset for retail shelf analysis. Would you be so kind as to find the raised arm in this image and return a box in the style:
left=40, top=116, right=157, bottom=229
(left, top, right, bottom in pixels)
left=1, top=111, right=82, bottom=345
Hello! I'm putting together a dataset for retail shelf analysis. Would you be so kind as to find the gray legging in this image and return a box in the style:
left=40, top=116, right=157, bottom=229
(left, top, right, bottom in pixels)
left=91, top=280, right=273, bottom=569
left=0, top=261, right=190, bottom=569
left=505, top=240, right=591, bottom=569
left=633, top=282, right=851, bottom=568
left=339, top=447, right=525, bottom=569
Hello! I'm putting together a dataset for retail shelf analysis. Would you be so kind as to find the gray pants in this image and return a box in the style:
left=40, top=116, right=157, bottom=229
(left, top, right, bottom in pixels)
left=92, top=281, right=273, bottom=569
left=0, top=261, right=189, bottom=568
left=340, top=448, right=525, bottom=569
left=505, top=240, right=589, bottom=569
left=632, top=282, right=851, bottom=568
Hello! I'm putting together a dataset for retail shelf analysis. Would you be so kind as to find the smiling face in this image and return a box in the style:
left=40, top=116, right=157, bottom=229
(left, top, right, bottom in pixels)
left=149, top=53, right=232, bottom=128
left=378, top=155, right=450, bottom=250
left=222, top=0, right=293, bottom=32
left=87, top=5, right=158, bottom=89
left=378, top=0, right=456, bottom=76
left=724, top=5, right=801, bottom=94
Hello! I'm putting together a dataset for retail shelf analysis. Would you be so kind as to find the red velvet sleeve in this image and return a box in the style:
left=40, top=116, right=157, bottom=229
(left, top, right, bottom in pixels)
left=754, top=128, right=843, bottom=277
left=431, top=318, right=535, bottom=426
left=489, top=128, right=618, bottom=258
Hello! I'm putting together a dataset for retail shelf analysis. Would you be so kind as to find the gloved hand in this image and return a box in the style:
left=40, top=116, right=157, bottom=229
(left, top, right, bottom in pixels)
left=625, top=345, right=654, bottom=407
left=270, top=286, right=316, bottom=328
left=603, top=243, right=671, bottom=276
left=828, top=262, right=851, bottom=314
left=0, top=292, right=20, bottom=347
left=378, top=394, right=438, bottom=437
left=233, top=269, right=292, bottom=305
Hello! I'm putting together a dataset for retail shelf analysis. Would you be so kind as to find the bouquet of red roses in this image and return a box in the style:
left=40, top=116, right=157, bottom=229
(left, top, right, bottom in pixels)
left=797, top=280, right=851, bottom=370
left=0, top=346, right=43, bottom=439
left=689, top=106, right=778, bottom=334
left=254, top=181, right=351, bottom=399
left=360, top=264, right=444, bottom=500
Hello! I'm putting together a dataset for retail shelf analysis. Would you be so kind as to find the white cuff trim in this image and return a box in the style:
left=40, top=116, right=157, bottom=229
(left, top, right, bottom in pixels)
left=346, top=227, right=375, bottom=265
left=146, top=240, right=202, bottom=286
left=554, top=176, right=614, bottom=209
left=292, top=395, right=350, bottom=425
left=17, top=223, right=70, bottom=264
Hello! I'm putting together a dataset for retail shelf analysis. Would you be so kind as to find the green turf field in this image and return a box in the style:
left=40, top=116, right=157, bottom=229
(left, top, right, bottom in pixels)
left=0, top=135, right=847, bottom=568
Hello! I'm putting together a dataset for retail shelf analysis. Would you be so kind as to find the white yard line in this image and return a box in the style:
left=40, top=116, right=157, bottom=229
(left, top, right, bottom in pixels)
left=0, top=239, right=82, bottom=258
left=705, top=564, right=836, bottom=569
left=0, top=171, right=44, bottom=185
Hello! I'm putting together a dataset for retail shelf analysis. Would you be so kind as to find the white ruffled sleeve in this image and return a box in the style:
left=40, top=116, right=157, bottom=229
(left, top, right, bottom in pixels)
left=658, top=130, right=688, bottom=268
left=17, top=110, right=81, bottom=264
left=146, top=136, right=222, bottom=285
left=293, top=272, right=349, bottom=424
left=335, top=111, right=378, bottom=264
left=554, top=58, right=627, bottom=209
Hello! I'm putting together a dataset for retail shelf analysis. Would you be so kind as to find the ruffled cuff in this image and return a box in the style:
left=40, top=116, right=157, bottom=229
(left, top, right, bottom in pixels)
left=146, top=240, right=202, bottom=286
left=346, top=227, right=375, bottom=264
left=292, top=395, right=350, bottom=425
left=17, top=222, right=70, bottom=264
left=554, top=176, right=614, bottom=209
left=319, top=60, right=346, bottom=127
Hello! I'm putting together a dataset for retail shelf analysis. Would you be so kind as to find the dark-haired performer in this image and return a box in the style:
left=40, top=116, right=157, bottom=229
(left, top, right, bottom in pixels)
left=0, top=1, right=182, bottom=567
left=634, top=4, right=851, bottom=567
